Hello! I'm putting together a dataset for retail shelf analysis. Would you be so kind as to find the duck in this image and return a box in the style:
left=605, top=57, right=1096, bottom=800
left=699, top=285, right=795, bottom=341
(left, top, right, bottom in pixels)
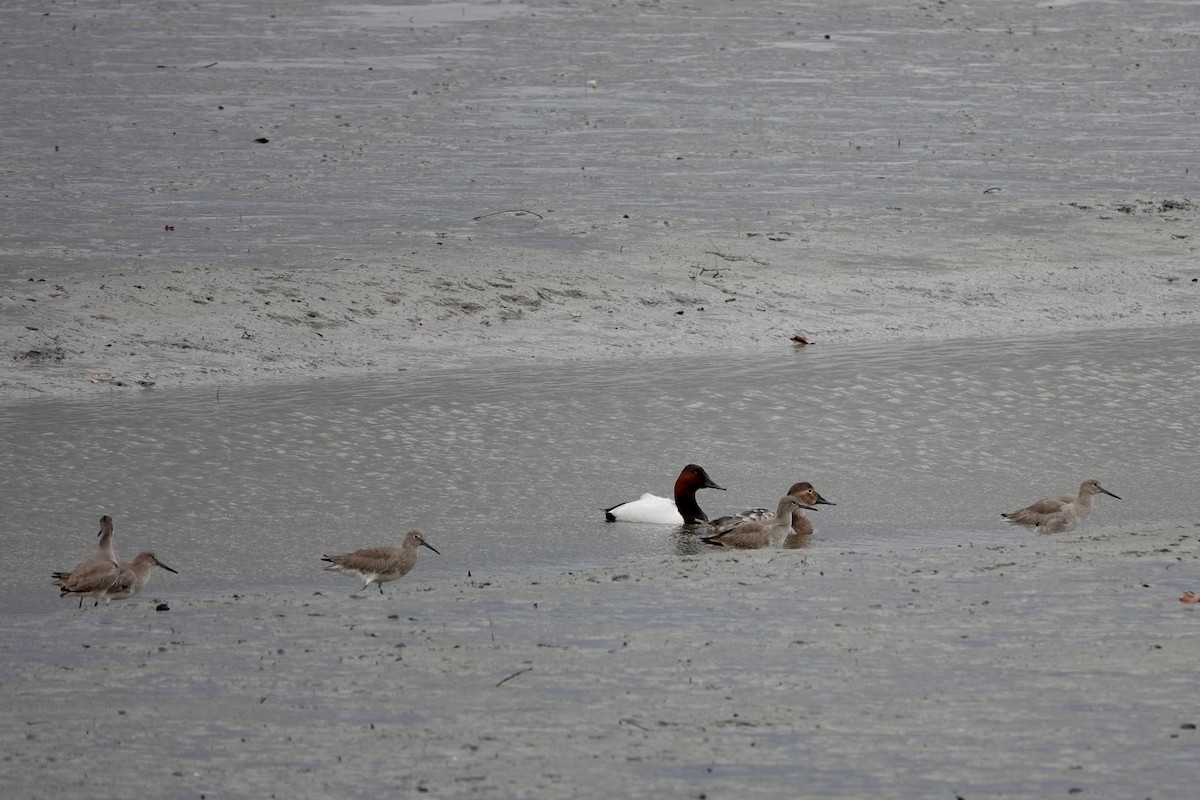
left=701, top=495, right=815, bottom=549
left=51, top=514, right=120, bottom=609
left=604, top=463, right=725, bottom=524
left=321, top=529, right=440, bottom=595
left=104, top=552, right=178, bottom=603
left=1001, top=478, right=1121, bottom=533
left=706, top=481, right=835, bottom=539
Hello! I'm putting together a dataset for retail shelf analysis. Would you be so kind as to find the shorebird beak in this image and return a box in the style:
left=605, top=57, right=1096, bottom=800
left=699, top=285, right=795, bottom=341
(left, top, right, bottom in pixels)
left=1101, top=488, right=1121, bottom=500
left=800, top=504, right=819, bottom=511
left=422, top=542, right=441, bottom=555
left=156, top=560, right=179, bottom=574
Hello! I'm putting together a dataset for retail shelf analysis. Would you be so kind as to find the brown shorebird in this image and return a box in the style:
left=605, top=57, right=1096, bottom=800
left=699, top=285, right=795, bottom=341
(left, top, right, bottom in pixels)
left=701, top=495, right=815, bottom=549
left=1001, top=479, right=1121, bottom=533
left=321, top=529, right=440, bottom=595
left=51, top=515, right=120, bottom=608
left=104, top=552, right=178, bottom=602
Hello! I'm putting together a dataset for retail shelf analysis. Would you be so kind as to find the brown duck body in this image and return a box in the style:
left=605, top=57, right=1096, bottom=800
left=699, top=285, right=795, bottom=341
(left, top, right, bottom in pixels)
left=702, top=496, right=813, bottom=549
left=707, top=482, right=835, bottom=540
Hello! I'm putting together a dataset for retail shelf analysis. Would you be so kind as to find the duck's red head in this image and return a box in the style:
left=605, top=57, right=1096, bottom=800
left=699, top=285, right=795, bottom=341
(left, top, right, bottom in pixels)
left=674, top=464, right=725, bottom=523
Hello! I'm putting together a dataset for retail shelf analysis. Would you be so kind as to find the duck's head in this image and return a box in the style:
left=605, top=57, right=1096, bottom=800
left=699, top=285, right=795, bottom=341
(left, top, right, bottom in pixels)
left=786, top=481, right=836, bottom=508
left=777, top=495, right=818, bottom=517
left=676, top=464, right=725, bottom=495
left=674, top=464, right=725, bottom=524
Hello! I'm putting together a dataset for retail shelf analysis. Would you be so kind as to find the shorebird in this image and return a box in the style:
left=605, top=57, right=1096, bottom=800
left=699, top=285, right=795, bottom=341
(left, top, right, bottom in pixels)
left=321, top=529, right=440, bottom=595
left=51, top=515, right=120, bottom=608
left=1001, top=478, right=1121, bottom=533
left=701, top=495, right=815, bottom=549
left=706, top=481, right=836, bottom=540
left=604, top=464, right=726, bottom=524
left=104, top=552, right=178, bottom=602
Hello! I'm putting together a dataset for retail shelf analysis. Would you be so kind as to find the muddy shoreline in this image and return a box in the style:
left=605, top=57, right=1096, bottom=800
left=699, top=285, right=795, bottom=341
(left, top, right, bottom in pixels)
left=3, top=524, right=1197, bottom=798
left=4, top=0, right=1200, bottom=796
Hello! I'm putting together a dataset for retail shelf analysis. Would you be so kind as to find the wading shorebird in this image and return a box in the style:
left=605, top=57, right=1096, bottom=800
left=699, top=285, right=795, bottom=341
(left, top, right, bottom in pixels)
left=104, top=552, right=178, bottom=603
left=604, top=464, right=726, bottom=524
left=1001, top=478, right=1121, bottom=533
left=701, top=495, right=815, bottom=549
left=321, top=529, right=440, bottom=595
left=51, top=515, right=120, bottom=608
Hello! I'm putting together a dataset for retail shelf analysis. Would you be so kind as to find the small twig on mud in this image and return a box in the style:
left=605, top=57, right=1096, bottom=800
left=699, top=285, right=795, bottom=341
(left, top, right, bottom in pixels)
left=619, top=718, right=650, bottom=732
left=704, top=250, right=746, bottom=262
left=472, top=209, right=544, bottom=221
left=496, top=667, right=533, bottom=687
left=689, top=265, right=724, bottom=280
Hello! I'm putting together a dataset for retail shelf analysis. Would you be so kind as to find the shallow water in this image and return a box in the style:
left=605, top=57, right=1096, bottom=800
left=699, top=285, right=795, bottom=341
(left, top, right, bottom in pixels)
left=3, top=324, right=1196, bottom=614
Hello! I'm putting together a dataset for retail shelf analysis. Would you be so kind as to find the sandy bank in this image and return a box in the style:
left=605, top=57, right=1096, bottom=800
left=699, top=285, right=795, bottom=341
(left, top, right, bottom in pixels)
left=4, top=199, right=1199, bottom=401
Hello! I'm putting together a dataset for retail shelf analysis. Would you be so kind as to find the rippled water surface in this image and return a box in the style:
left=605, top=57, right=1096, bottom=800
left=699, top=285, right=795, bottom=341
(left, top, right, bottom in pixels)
left=3, top=325, right=1197, bottom=613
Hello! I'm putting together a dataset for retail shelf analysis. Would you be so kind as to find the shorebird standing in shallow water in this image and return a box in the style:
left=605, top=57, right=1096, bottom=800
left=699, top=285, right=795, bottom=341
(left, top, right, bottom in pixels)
left=51, top=515, right=120, bottom=608
left=104, top=552, right=178, bottom=603
left=321, top=530, right=440, bottom=595
left=1001, top=478, right=1121, bottom=533
left=701, top=495, right=815, bottom=549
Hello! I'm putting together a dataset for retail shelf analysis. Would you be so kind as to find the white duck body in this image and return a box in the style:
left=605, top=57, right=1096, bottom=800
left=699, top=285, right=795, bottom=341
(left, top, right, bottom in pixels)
left=604, top=464, right=725, bottom=525
left=607, top=492, right=687, bottom=524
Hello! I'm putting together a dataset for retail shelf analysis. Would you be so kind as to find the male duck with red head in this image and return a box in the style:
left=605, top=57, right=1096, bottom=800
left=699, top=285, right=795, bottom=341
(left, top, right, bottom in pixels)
left=604, top=464, right=725, bottom=524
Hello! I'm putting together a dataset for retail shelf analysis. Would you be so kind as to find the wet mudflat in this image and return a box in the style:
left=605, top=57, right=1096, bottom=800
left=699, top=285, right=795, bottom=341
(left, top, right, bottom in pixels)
left=2, top=0, right=1199, bottom=796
